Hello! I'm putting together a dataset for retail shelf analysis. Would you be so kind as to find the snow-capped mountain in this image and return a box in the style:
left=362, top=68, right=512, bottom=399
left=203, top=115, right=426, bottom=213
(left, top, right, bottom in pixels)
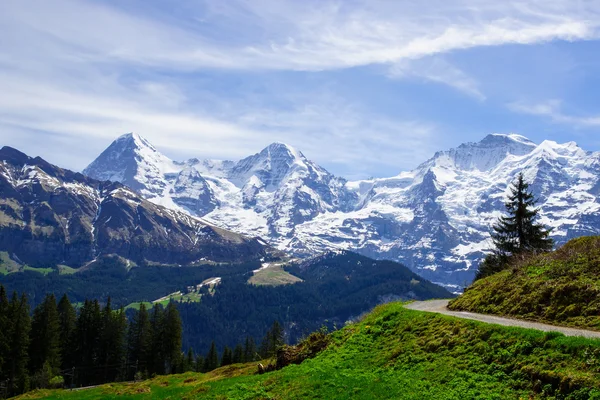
left=84, top=133, right=600, bottom=288
left=85, top=134, right=356, bottom=244
left=0, top=146, right=272, bottom=268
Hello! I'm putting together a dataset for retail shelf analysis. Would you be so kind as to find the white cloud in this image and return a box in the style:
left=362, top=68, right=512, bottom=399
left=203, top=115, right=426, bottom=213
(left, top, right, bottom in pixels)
left=389, top=57, right=486, bottom=100
left=1, top=0, right=600, bottom=177
left=508, top=100, right=600, bottom=127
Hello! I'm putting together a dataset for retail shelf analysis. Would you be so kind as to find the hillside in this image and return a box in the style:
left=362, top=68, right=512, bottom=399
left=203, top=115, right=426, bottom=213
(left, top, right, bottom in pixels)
left=1, top=251, right=451, bottom=355
left=20, top=301, right=600, bottom=399
left=449, top=236, right=600, bottom=330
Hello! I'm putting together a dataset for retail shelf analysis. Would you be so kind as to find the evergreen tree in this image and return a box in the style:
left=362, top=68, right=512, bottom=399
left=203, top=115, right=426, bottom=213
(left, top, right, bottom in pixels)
left=492, top=173, right=553, bottom=254
left=57, top=295, right=76, bottom=371
left=75, top=299, right=103, bottom=385
left=161, top=302, right=182, bottom=374
left=220, top=346, right=233, bottom=367
left=260, top=321, right=284, bottom=358
left=127, top=303, right=151, bottom=378
left=29, top=294, right=61, bottom=383
left=0, top=285, right=9, bottom=383
left=477, top=173, right=554, bottom=280
left=232, top=344, right=244, bottom=364
left=204, top=341, right=219, bottom=372
left=147, top=303, right=164, bottom=375
left=99, top=299, right=127, bottom=383
left=7, top=292, right=31, bottom=396
left=194, top=355, right=204, bottom=372
left=184, top=348, right=195, bottom=372
left=243, top=337, right=257, bottom=362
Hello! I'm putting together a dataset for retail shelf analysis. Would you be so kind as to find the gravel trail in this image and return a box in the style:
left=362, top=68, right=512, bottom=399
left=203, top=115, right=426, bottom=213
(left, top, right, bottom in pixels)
left=405, top=300, right=600, bottom=339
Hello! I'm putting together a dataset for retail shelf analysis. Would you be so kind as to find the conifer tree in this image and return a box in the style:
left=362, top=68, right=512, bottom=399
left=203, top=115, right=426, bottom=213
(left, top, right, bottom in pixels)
left=260, top=321, right=284, bottom=358
left=127, top=303, right=152, bottom=377
left=232, top=344, right=244, bottom=364
left=147, top=303, right=164, bottom=375
left=29, top=294, right=61, bottom=381
left=204, top=341, right=219, bottom=372
left=243, top=337, right=257, bottom=362
left=220, top=346, right=233, bottom=367
left=57, top=295, right=76, bottom=371
left=195, top=355, right=205, bottom=372
left=184, top=348, right=195, bottom=372
left=7, top=292, right=31, bottom=395
left=0, top=285, right=9, bottom=382
left=99, top=299, right=127, bottom=382
left=161, top=302, right=182, bottom=374
left=492, top=173, right=553, bottom=254
left=477, top=173, right=553, bottom=280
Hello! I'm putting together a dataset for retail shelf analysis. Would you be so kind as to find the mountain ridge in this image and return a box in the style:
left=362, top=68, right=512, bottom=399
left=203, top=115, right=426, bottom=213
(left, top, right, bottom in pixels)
left=0, top=145, right=272, bottom=268
left=83, top=133, right=600, bottom=287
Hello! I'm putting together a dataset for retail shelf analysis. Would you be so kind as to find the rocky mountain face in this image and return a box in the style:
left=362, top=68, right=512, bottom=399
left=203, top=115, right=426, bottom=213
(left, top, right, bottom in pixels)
left=0, top=146, right=271, bottom=268
left=84, top=133, right=600, bottom=288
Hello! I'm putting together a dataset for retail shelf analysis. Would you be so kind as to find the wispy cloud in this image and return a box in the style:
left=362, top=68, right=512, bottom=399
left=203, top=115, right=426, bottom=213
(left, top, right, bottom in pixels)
left=508, top=99, right=600, bottom=127
left=389, top=57, right=486, bottom=100
left=1, top=0, right=600, bottom=177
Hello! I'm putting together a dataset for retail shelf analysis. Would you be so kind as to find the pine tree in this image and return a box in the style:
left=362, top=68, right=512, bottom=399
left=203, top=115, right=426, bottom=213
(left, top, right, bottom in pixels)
left=184, top=348, right=195, bottom=372
left=29, top=294, right=61, bottom=383
left=7, top=292, right=31, bottom=395
left=260, top=321, right=284, bottom=358
left=0, top=285, right=9, bottom=383
left=492, top=173, right=553, bottom=254
left=147, top=303, right=164, bottom=375
left=232, top=344, right=244, bottom=364
left=99, top=299, right=127, bottom=383
left=204, top=341, right=219, bottom=372
left=243, top=337, right=257, bottom=362
left=127, top=303, right=151, bottom=378
left=57, top=295, right=77, bottom=371
left=161, top=302, right=182, bottom=374
left=194, top=355, right=204, bottom=372
left=477, top=173, right=554, bottom=280
left=220, top=346, right=233, bottom=367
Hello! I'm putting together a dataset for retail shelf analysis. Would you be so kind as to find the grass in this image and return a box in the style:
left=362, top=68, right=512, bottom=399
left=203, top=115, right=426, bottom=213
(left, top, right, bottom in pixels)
left=57, top=265, right=78, bottom=275
left=22, top=266, right=54, bottom=275
left=449, top=236, right=600, bottom=331
left=18, top=301, right=600, bottom=399
left=124, top=302, right=153, bottom=311
left=0, top=251, right=22, bottom=274
left=0, top=252, right=56, bottom=276
left=248, top=264, right=303, bottom=286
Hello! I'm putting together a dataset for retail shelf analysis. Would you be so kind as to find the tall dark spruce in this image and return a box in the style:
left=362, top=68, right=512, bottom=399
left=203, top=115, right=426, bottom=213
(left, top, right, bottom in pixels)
left=476, top=173, right=554, bottom=280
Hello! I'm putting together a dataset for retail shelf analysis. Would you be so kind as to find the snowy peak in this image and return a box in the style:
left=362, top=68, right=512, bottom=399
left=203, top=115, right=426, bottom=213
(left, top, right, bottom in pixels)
left=427, top=133, right=537, bottom=172
left=84, top=132, right=176, bottom=198
left=229, top=142, right=308, bottom=190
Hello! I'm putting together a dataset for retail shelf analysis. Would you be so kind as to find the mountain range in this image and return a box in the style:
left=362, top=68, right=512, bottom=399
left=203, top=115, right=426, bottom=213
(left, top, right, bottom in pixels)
left=83, top=132, right=600, bottom=288
left=0, top=146, right=272, bottom=269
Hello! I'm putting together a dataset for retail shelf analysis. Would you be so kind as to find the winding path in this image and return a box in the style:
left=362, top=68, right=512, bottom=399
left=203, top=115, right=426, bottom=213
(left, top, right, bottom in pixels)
left=405, top=300, right=600, bottom=340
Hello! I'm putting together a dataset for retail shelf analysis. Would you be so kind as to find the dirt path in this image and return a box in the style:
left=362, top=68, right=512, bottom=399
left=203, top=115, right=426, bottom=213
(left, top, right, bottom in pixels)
left=405, top=299, right=600, bottom=339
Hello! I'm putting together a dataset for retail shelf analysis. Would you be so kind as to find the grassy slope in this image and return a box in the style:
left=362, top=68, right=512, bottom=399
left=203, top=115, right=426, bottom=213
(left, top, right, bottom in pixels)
left=20, top=302, right=600, bottom=400
left=248, top=265, right=303, bottom=286
left=449, top=236, right=600, bottom=331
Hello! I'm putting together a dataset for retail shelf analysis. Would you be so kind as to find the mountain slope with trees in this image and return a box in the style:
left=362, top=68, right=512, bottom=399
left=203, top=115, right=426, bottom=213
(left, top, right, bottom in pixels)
left=19, top=301, right=600, bottom=399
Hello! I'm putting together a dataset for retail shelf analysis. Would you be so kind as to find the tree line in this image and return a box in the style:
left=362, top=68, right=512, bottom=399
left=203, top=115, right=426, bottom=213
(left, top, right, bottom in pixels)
left=0, top=287, right=183, bottom=398
left=176, top=320, right=285, bottom=374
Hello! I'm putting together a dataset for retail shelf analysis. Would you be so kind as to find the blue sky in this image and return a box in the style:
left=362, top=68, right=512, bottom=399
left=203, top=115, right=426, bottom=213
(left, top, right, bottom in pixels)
left=1, top=0, right=600, bottom=179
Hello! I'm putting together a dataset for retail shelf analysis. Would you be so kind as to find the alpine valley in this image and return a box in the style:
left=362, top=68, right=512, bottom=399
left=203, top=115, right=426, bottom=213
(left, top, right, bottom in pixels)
left=85, top=132, right=600, bottom=288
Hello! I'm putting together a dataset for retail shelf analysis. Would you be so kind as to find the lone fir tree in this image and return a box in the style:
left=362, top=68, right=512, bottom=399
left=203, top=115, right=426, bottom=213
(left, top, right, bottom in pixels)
left=476, top=173, right=553, bottom=280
